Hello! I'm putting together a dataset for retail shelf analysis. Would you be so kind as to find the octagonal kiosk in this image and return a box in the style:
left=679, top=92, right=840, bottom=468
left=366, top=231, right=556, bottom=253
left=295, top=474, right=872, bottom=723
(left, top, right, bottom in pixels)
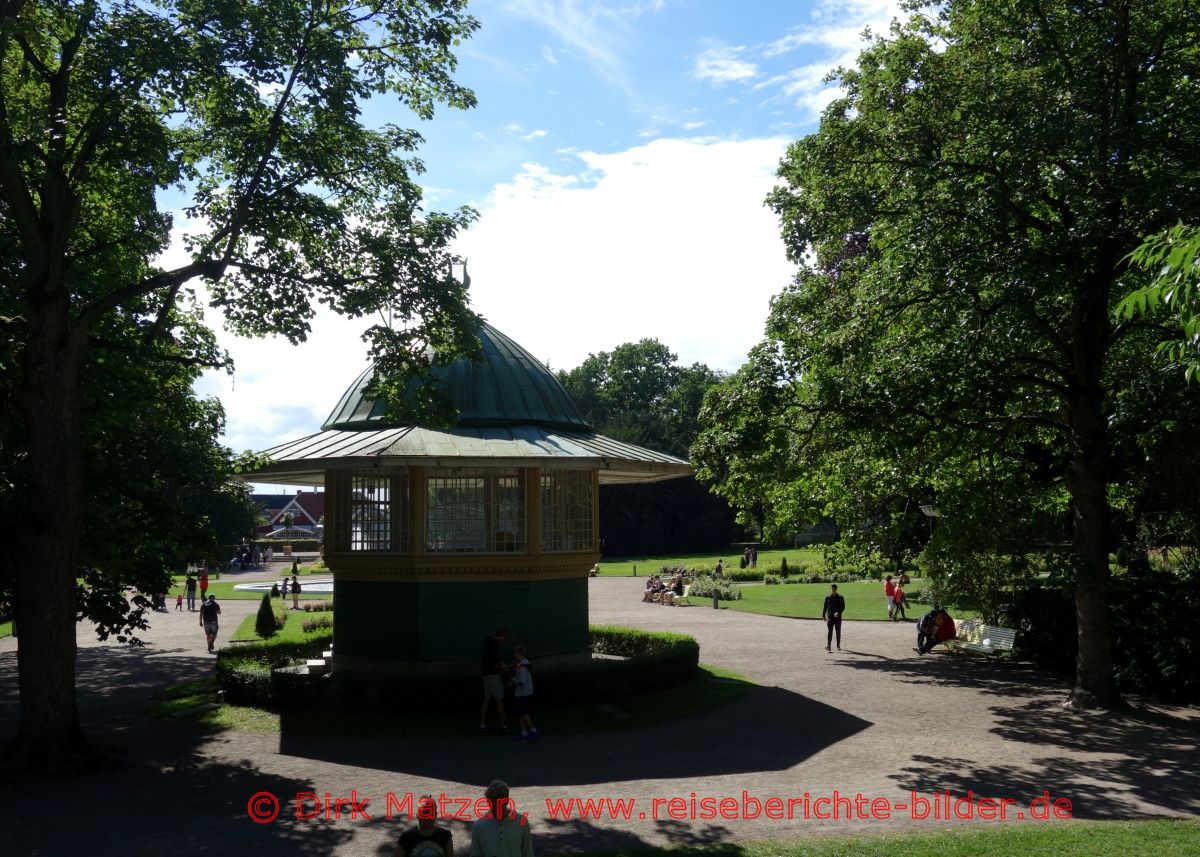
left=246, top=321, right=691, bottom=677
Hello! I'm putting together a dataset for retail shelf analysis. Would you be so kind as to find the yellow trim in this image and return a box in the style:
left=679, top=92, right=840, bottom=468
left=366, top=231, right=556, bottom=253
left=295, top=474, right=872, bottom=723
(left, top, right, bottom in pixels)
left=329, top=551, right=599, bottom=583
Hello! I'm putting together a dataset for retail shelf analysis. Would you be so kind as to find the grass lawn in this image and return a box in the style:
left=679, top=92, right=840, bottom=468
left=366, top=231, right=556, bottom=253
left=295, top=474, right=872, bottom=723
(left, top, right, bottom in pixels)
left=597, top=548, right=827, bottom=577
left=150, top=664, right=756, bottom=739
left=166, top=576, right=331, bottom=603
left=568, top=819, right=1200, bottom=857
left=229, top=606, right=332, bottom=642
left=728, top=579, right=915, bottom=622
left=724, top=578, right=979, bottom=622
left=0, top=619, right=11, bottom=637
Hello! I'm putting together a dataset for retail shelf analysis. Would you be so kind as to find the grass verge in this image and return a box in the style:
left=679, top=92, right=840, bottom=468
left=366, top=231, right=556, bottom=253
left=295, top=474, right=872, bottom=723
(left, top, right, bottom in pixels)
left=149, top=664, right=755, bottom=739
left=566, top=819, right=1200, bottom=857
left=596, top=549, right=826, bottom=578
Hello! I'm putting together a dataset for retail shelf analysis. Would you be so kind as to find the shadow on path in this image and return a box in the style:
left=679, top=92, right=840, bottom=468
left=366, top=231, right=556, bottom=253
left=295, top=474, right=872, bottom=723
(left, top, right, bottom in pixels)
left=278, top=684, right=872, bottom=786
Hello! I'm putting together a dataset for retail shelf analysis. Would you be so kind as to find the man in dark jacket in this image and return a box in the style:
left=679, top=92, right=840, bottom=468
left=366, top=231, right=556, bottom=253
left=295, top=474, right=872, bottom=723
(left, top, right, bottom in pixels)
left=821, top=584, right=846, bottom=652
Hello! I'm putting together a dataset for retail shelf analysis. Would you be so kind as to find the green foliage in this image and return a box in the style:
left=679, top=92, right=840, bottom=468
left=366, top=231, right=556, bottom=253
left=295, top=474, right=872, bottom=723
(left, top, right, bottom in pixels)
left=301, top=615, right=332, bottom=633
left=302, top=600, right=336, bottom=612
left=556, top=339, right=744, bottom=555
left=254, top=594, right=277, bottom=639
left=723, top=567, right=763, bottom=582
left=1001, top=564, right=1200, bottom=703
left=694, top=0, right=1200, bottom=705
left=1, top=0, right=481, bottom=767
left=687, top=575, right=743, bottom=601
left=1120, top=224, right=1200, bottom=381
left=763, top=575, right=780, bottom=585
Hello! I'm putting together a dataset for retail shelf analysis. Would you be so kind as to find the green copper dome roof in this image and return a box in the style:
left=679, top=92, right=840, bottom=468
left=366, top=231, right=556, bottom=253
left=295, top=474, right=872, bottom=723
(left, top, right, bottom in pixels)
left=322, top=321, right=592, bottom=433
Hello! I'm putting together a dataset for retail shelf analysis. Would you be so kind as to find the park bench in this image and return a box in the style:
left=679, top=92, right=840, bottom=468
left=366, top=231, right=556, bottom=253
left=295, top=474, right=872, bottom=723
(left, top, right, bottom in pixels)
left=674, top=584, right=692, bottom=606
left=946, top=618, right=1017, bottom=656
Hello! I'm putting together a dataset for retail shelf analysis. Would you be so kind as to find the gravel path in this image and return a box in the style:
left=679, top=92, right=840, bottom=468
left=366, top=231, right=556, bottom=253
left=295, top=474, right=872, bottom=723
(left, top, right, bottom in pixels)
left=1, top=577, right=1196, bottom=856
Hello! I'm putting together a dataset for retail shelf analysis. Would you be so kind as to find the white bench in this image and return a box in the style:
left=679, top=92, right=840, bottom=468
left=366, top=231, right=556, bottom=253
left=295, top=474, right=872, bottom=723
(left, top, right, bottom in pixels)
left=947, top=618, right=1017, bottom=656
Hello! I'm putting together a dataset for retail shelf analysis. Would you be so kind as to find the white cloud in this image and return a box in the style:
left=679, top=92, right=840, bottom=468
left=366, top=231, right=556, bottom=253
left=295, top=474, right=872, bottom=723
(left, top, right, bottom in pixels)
left=638, top=126, right=660, bottom=138
left=501, top=0, right=643, bottom=95
left=754, top=0, right=906, bottom=119
left=184, top=139, right=796, bottom=460
left=454, top=136, right=794, bottom=377
left=682, top=120, right=708, bottom=130
left=520, top=128, right=548, bottom=141
left=693, top=46, right=758, bottom=84
left=541, top=44, right=558, bottom=64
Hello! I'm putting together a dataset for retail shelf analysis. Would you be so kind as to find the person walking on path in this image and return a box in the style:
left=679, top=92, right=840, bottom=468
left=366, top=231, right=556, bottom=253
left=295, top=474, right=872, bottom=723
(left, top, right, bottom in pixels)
left=185, top=572, right=198, bottom=611
left=892, top=581, right=907, bottom=621
left=479, top=629, right=511, bottom=733
left=469, top=779, right=533, bottom=857
left=396, top=795, right=454, bottom=857
left=198, top=565, right=209, bottom=602
left=199, top=595, right=222, bottom=653
left=883, top=575, right=896, bottom=620
left=821, top=584, right=846, bottom=652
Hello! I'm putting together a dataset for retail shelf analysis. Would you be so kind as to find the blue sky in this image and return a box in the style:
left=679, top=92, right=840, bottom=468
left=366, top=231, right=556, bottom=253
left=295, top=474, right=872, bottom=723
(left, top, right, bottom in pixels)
left=190, top=0, right=906, bottom=470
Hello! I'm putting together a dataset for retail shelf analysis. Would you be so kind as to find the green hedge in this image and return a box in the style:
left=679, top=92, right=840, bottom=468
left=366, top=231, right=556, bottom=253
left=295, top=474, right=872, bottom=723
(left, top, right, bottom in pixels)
left=215, top=630, right=333, bottom=707
left=215, top=626, right=699, bottom=712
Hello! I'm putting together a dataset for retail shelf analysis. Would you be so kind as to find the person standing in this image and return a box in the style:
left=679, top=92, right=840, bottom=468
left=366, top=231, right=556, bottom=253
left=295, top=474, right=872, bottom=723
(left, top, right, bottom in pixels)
left=198, top=564, right=209, bottom=602
left=185, top=571, right=198, bottom=611
left=199, top=595, right=222, bottom=653
left=479, top=629, right=511, bottom=733
left=469, top=780, right=533, bottom=857
left=396, top=795, right=454, bottom=857
left=510, top=645, right=538, bottom=742
left=290, top=573, right=301, bottom=610
left=892, top=580, right=907, bottom=621
left=883, top=575, right=896, bottom=620
left=821, top=584, right=846, bottom=652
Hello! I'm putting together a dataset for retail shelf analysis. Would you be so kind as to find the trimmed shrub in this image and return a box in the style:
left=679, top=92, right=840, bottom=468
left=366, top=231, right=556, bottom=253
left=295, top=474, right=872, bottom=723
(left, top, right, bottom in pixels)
left=688, top=575, right=743, bottom=601
left=271, top=666, right=328, bottom=709
left=214, top=630, right=333, bottom=707
left=779, top=557, right=789, bottom=579
left=764, top=574, right=781, bottom=585
left=303, top=600, right=335, bottom=612
left=254, top=594, right=277, bottom=639
left=724, top=567, right=763, bottom=582
left=302, top=614, right=333, bottom=633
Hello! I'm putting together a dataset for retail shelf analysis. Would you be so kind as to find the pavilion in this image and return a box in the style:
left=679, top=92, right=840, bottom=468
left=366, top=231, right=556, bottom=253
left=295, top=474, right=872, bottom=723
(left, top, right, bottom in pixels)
left=244, top=320, right=691, bottom=676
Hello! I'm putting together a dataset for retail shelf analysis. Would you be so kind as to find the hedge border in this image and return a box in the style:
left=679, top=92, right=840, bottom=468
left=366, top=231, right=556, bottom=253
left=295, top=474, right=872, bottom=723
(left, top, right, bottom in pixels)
left=214, top=626, right=699, bottom=711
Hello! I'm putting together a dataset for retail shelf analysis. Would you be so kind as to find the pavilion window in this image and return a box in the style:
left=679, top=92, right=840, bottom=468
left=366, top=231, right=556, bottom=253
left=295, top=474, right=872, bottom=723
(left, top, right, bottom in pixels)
left=338, top=469, right=408, bottom=552
left=426, top=468, right=526, bottom=553
left=541, top=470, right=594, bottom=552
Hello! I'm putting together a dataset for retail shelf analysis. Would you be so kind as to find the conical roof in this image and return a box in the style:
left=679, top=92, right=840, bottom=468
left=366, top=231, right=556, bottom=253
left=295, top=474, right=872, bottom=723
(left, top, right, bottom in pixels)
left=322, top=321, right=591, bottom=433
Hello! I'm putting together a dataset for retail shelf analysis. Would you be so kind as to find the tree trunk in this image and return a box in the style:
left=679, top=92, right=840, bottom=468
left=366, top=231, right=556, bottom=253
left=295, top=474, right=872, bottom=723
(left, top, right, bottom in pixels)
left=3, top=303, right=95, bottom=774
left=1062, top=274, right=1121, bottom=710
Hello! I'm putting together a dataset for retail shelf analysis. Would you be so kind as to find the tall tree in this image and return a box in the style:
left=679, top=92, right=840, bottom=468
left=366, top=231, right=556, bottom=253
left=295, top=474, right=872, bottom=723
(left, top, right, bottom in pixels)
left=558, top=340, right=743, bottom=554
left=696, top=0, right=1200, bottom=707
left=0, top=0, right=479, bottom=773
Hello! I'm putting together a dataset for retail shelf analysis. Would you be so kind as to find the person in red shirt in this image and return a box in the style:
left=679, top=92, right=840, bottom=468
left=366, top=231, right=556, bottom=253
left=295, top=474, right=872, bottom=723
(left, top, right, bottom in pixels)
left=198, top=565, right=209, bottom=601
left=884, top=575, right=897, bottom=619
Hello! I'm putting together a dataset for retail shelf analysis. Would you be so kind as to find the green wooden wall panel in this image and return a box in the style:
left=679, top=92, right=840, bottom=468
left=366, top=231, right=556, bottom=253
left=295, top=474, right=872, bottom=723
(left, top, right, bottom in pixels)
left=333, top=577, right=589, bottom=663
